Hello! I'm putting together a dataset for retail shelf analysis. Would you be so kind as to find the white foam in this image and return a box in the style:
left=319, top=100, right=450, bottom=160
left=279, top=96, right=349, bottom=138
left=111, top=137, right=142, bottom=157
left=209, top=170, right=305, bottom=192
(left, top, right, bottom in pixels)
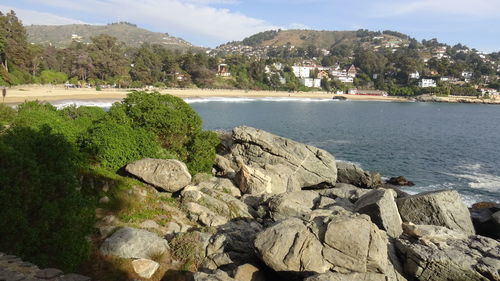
left=184, top=97, right=335, bottom=104
left=52, top=100, right=117, bottom=109
left=443, top=163, right=500, bottom=192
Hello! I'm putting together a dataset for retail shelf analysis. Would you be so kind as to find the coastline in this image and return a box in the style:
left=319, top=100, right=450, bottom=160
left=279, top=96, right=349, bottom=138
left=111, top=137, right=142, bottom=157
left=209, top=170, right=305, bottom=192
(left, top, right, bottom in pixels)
left=2, top=85, right=408, bottom=104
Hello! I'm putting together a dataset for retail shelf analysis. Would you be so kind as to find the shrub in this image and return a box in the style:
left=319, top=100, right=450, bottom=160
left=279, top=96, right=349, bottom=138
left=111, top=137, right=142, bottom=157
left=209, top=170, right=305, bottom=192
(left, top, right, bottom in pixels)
left=0, top=126, right=94, bottom=271
left=108, top=91, right=219, bottom=174
left=0, top=104, right=16, bottom=125
left=80, top=120, right=162, bottom=170
left=39, top=70, right=68, bottom=85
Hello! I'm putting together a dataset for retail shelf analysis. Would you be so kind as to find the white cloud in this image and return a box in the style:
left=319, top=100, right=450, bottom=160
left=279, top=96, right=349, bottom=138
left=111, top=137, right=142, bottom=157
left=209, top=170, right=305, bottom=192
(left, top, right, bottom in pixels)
left=375, top=0, right=500, bottom=18
left=0, top=5, right=85, bottom=25
left=7, top=0, right=279, bottom=46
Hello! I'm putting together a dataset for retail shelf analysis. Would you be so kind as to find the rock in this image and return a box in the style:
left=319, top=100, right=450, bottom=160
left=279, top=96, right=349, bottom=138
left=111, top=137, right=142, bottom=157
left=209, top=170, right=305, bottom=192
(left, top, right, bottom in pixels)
left=197, top=177, right=241, bottom=197
left=99, top=196, right=110, bottom=204
left=140, top=220, right=161, bottom=230
left=304, top=272, right=386, bottom=281
left=254, top=212, right=388, bottom=276
left=100, top=227, right=169, bottom=259
left=184, top=202, right=228, bottom=227
left=215, top=155, right=237, bottom=178
left=131, top=259, right=159, bottom=279
left=57, top=274, right=91, bottom=281
left=355, top=189, right=403, bottom=237
left=470, top=203, right=500, bottom=239
left=34, top=268, right=63, bottom=279
left=397, top=224, right=500, bottom=281
left=181, top=186, right=254, bottom=225
left=233, top=264, right=266, bottom=281
left=193, top=270, right=236, bottom=281
left=318, top=183, right=370, bottom=202
left=230, top=126, right=337, bottom=195
left=125, top=158, right=191, bottom=192
left=396, top=190, right=475, bottom=235
left=336, top=162, right=382, bottom=188
left=267, top=190, right=320, bottom=221
left=386, top=176, right=415, bottom=186
left=203, top=219, right=263, bottom=271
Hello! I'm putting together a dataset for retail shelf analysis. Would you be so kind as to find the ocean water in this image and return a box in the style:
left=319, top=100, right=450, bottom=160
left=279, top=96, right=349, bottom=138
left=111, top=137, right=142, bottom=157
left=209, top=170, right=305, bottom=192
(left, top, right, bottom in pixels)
left=53, top=97, right=500, bottom=205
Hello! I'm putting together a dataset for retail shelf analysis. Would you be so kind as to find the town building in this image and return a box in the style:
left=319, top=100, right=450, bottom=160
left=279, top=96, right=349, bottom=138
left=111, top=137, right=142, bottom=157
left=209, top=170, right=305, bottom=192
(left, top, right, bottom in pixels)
left=300, top=78, right=321, bottom=88
left=409, top=71, right=420, bottom=79
left=418, top=78, right=437, bottom=88
left=217, top=64, right=231, bottom=77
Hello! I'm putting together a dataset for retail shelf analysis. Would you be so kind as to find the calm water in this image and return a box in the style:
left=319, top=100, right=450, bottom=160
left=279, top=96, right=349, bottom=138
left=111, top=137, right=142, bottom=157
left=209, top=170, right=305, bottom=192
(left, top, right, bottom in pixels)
left=187, top=98, right=500, bottom=205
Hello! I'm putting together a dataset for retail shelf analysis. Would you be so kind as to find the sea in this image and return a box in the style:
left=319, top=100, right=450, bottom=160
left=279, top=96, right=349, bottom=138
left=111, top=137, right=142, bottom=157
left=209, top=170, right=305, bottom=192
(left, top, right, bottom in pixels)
left=52, top=97, right=500, bottom=206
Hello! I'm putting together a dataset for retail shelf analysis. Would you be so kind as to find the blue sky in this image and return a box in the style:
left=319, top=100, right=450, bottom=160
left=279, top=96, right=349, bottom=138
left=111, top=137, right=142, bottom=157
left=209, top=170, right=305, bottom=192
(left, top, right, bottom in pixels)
left=1, top=0, right=499, bottom=52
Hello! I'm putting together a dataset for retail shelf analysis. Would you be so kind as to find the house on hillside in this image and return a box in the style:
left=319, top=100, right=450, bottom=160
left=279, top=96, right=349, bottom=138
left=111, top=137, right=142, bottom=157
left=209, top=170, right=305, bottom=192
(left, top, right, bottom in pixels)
left=347, top=65, right=358, bottom=77
left=409, top=71, right=420, bottom=79
left=292, top=66, right=311, bottom=79
left=418, top=78, right=437, bottom=88
left=217, top=64, right=231, bottom=77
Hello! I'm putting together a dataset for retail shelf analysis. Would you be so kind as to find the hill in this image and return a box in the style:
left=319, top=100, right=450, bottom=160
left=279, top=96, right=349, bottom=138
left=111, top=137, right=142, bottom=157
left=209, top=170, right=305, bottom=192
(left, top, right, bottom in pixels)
left=224, top=29, right=409, bottom=49
left=26, top=22, right=196, bottom=50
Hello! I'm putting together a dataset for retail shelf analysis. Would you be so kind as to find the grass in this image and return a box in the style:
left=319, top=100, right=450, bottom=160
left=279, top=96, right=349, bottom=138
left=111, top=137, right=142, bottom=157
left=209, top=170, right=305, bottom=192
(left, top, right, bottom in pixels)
left=169, top=232, right=205, bottom=272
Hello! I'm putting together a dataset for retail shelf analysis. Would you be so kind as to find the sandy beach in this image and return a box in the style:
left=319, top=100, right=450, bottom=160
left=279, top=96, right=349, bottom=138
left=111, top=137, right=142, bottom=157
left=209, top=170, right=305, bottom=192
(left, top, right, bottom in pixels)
left=2, top=85, right=409, bottom=104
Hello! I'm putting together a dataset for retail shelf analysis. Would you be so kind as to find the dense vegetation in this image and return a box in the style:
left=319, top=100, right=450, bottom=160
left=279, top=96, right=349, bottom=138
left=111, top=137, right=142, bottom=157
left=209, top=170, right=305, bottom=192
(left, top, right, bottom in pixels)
left=1, top=10, right=499, bottom=96
left=0, top=91, right=219, bottom=272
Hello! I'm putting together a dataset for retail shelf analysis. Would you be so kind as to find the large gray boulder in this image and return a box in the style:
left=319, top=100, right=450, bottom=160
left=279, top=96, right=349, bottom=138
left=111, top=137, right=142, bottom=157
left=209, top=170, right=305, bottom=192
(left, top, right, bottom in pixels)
left=125, top=158, right=191, bottom=192
left=100, top=227, right=169, bottom=259
left=396, top=190, right=475, bottom=235
left=355, top=189, right=403, bottom=238
left=267, top=190, right=321, bottom=221
left=230, top=126, right=337, bottom=195
left=254, top=211, right=388, bottom=276
left=193, top=270, right=237, bottom=281
left=304, top=272, right=386, bottom=281
left=336, top=162, right=382, bottom=188
left=396, top=223, right=500, bottom=281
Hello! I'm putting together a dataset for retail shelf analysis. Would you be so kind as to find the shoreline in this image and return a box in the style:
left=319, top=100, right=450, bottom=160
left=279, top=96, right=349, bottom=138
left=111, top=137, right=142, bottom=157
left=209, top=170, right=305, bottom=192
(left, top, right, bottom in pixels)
left=2, top=85, right=408, bottom=104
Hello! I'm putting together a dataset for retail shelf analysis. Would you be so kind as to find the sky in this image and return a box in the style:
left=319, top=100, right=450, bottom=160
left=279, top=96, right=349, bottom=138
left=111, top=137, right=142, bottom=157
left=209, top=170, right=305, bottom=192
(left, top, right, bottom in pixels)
left=1, top=0, right=499, bottom=52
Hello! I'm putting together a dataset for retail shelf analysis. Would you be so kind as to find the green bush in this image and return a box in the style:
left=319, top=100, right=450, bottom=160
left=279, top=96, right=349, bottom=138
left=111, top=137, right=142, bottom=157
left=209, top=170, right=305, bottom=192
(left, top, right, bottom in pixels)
left=0, top=104, right=16, bottom=125
left=39, top=70, right=68, bottom=85
left=107, top=91, right=219, bottom=174
left=80, top=120, right=162, bottom=170
left=0, top=126, right=94, bottom=272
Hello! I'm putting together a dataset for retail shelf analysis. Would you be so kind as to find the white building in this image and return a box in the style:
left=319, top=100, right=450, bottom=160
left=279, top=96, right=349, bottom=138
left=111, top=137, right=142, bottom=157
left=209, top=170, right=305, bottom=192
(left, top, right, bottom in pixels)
left=293, top=66, right=311, bottom=78
left=418, top=79, right=437, bottom=88
left=461, top=71, right=473, bottom=80
left=337, top=76, right=354, bottom=83
left=409, top=71, right=420, bottom=79
left=300, top=78, right=321, bottom=88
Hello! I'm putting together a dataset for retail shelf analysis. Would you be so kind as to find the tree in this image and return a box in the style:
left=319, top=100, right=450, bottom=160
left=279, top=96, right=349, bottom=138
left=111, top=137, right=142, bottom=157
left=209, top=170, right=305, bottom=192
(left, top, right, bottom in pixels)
left=88, top=34, right=129, bottom=82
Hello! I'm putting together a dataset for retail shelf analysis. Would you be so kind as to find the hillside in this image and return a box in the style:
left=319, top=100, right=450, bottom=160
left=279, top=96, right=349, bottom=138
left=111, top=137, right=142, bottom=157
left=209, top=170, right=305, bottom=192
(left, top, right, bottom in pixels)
left=222, top=29, right=409, bottom=50
left=26, top=22, right=196, bottom=50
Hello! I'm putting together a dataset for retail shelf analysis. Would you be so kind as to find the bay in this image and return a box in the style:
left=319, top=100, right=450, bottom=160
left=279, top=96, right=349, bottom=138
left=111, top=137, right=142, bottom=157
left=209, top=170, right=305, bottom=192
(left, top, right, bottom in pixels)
left=188, top=98, right=500, bottom=205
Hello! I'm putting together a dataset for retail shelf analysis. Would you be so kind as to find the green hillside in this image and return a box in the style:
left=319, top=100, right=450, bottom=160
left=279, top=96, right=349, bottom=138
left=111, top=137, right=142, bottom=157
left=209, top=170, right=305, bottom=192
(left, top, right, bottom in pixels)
left=26, top=22, right=196, bottom=50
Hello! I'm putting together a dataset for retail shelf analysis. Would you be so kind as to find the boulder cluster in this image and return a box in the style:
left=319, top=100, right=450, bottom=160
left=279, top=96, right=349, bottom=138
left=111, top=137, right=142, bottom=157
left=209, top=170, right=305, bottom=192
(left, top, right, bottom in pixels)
left=99, top=126, right=499, bottom=281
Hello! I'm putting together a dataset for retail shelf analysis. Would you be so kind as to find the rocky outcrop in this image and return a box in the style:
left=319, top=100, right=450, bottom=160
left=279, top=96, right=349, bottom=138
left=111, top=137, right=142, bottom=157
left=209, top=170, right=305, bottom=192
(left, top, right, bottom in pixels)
left=304, top=272, right=386, bottom=281
left=396, top=190, right=475, bottom=235
left=181, top=186, right=254, bottom=226
left=0, top=252, right=90, bottom=281
left=99, top=227, right=169, bottom=259
left=233, top=263, right=266, bottom=281
left=386, top=176, right=415, bottom=186
left=254, top=211, right=388, bottom=277
left=267, top=190, right=321, bottom=221
left=318, top=183, right=370, bottom=202
left=125, top=158, right=191, bottom=192
left=396, top=223, right=500, bottom=281
left=194, top=270, right=237, bottom=281
left=226, top=126, right=337, bottom=195
left=336, top=162, right=382, bottom=188
left=355, top=189, right=403, bottom=238
left=203, top=219, right=263, bottom=271
left=470, top=202, right=500, bottom=239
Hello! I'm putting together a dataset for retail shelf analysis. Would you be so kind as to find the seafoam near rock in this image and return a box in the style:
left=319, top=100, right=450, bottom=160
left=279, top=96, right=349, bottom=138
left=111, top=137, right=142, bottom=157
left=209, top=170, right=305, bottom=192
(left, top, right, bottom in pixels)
left=229, top=126, right=337, bottom=195
left=125, top=158, right=191, bottom=192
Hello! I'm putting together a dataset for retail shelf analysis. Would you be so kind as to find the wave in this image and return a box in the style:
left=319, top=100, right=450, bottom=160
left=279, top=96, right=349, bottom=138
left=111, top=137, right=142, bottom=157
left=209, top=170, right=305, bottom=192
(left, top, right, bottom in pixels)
left=442, top=163, right=500, bottom=192
left=52, top=100, right=118, bottom=109
left=184, top=97, right=336, bottom=104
